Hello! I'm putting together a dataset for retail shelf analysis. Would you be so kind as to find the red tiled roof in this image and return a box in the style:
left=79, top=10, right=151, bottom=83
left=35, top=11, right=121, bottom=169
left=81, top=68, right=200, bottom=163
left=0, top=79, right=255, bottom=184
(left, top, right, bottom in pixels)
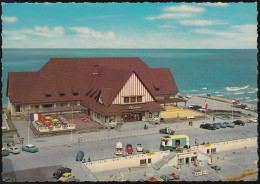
left=7, top=57, right=179, bottom=106
left=157, top=98, right=187, bottom=104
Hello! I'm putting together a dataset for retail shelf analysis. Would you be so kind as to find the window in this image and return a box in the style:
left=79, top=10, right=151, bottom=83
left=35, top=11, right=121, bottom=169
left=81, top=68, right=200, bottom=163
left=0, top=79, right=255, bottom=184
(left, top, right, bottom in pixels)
left=178, top=158, right=184, bottom=165
left=124, top=97, right=129, bottom=103
left=148, top=158, right=151, bottom=164
left=42, top=104, right=53, bottom=108
left=60, top=93, right=65, bottom=97
left=137, top=96, right=142, bottom=102
left=131, top=97, right=136, bottom=103
left=140, top=159, right=146, bottom=166
left=45, top=94, right=51, bottom=97
left=35, top=105, right=39, bottom=109
left=73, top=93, right=78, bottom=96
left=211, top=148, right=216, bottom=154
left=15, top=104, right=20, bottom=112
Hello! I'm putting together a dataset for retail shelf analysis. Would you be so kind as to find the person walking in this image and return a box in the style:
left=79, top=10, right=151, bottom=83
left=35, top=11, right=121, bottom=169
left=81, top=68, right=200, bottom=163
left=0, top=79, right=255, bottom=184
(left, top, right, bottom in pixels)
left=191, top=121, right=193, bottom=126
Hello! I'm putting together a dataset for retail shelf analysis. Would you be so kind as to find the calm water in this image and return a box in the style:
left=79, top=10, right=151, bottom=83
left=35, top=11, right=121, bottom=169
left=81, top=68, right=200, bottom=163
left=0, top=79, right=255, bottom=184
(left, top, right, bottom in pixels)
left=2, top=49, right=258, bottom=106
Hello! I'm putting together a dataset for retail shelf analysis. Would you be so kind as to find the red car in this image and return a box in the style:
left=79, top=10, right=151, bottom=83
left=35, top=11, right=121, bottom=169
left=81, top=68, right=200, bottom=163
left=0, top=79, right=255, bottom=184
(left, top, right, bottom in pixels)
left=126, top=144, right=133, bottom=154
left=170, top=173, right=179, bottom=179
left=149, top=177, right=158, bottom=182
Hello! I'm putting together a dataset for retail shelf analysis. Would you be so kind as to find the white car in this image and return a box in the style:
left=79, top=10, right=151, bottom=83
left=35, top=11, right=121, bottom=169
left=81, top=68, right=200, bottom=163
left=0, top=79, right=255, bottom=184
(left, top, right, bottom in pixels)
left=249, top=118, right=257, bottom=123
left=8, top=146, right=20, bottom=154
left=186, top=94, right=191, bottom=99
left=136, top=144, right=143, bottom=152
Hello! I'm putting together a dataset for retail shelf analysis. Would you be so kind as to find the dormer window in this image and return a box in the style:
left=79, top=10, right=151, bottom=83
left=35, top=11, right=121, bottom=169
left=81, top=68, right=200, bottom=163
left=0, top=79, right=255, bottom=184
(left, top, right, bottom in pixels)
left=46, top=94, right=51, bottom=97
left=60, top=93, right=65, bottom=97
left=73, top=93, right=78, bottom=96
left=71, top=86, right=78, bottom=96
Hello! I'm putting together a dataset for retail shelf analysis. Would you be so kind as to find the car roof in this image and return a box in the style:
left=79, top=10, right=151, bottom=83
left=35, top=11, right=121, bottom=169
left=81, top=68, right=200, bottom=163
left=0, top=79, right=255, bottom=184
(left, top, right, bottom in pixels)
left=26, top=144, right=35, bottom=147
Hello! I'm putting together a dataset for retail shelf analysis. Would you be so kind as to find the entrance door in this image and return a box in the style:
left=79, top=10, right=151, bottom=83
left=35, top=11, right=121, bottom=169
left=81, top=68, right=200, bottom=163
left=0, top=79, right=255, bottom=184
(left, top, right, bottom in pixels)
left=186, top=157, right=189, bottom=164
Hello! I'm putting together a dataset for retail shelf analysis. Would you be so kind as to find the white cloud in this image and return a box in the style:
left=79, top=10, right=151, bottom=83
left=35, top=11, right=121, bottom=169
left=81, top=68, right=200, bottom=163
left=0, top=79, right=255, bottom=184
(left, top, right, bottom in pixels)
left=194, top=24, right=257, bottom=42
left=158, top=25, right=177, bottom=28
left=198, top=3, right=228, bottom=6
left=2, top=16, right=17, bottom=23
left=146, top=13, right=192, bottom=20
left=180, top=20, right=228, bottom=26
left=164, top=5, right=205, bottom=12
left=70, top=27, right=115, bottom=39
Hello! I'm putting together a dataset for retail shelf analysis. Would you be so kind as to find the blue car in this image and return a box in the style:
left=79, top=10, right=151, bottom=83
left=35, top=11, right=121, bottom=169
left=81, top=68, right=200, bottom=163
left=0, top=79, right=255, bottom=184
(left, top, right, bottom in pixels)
left=219, top=122, right=227, bottom=128
left=2, top=148, right=9, bottom=156
left=22, top=144, right=39, bottom=153
left=223, top=122, right=235, bottom=128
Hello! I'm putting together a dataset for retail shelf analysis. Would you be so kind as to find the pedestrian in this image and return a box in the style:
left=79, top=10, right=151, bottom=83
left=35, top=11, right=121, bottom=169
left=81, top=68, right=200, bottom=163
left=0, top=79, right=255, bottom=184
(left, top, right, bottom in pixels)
left=189, top=121, right=191, bottom=126
left=213, top=116, right=215, bottom=121
left=191, top=121, right=193, bottom=126
left=88, top=157, right=91, bottom=162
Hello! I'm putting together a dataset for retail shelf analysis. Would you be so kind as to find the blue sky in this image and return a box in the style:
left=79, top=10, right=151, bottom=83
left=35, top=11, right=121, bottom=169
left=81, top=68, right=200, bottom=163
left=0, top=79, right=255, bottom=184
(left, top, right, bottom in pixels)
left=2, top=2, right=257, bottom=48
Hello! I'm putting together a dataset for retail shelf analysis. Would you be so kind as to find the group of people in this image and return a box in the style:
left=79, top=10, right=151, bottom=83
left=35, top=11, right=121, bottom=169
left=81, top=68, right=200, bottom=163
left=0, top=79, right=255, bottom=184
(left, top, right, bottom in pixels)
left=144, top=124, right=148, bottom=129
left=188, top=120, right=193, bottom=126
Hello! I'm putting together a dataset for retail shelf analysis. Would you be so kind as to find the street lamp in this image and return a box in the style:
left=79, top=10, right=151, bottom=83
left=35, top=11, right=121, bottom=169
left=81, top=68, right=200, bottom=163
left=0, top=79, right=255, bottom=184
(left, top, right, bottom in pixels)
left=21, top=138, right=24, bottom=146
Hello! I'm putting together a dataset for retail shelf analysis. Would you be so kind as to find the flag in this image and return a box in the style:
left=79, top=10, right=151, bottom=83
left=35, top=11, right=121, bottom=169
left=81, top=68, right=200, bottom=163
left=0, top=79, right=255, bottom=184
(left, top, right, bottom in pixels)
left=30, top=113, right=42, bottom=121
left=205, top=102, right=208, bottom=110
left=232, top=98, right=238, bottom=104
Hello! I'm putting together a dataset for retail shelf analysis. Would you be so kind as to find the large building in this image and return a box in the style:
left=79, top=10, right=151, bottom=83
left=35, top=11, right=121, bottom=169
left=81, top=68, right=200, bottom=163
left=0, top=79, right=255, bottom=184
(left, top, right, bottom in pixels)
left=7, top=57, right=181, bottom=124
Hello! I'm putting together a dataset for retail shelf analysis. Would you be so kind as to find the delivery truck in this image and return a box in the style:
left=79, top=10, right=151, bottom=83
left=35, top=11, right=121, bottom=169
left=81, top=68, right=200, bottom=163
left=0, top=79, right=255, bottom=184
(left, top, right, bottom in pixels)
left=160, top=135, right=189, bottom=151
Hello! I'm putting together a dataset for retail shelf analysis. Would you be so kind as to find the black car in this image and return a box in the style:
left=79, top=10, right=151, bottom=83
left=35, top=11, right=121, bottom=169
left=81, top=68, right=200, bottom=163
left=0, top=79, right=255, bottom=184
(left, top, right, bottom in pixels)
left=200, top=123, right=216, bottom=130
left=53, top=167, right=72, bottom=179
left=232, top=120, right=245, bottom=126
left=189, top=105, right=202, bottom=110
left=159, top=127, right=175, bottom=135
left=240, top=104, right=247, bottom=109
left=76, top=151, right=84, bottom=161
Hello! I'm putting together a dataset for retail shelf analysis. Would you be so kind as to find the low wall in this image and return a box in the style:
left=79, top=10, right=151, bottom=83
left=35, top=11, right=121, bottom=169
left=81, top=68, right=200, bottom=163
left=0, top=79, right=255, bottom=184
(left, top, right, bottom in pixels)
left=84, top=150, right=170, bottom=173
left=190, top=137, right=257, bottom=154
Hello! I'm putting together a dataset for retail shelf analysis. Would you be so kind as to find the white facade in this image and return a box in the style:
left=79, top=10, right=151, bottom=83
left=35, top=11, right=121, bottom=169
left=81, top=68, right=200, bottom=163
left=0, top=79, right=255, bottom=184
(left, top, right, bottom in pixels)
left=112, top=73, right=154, bottom=104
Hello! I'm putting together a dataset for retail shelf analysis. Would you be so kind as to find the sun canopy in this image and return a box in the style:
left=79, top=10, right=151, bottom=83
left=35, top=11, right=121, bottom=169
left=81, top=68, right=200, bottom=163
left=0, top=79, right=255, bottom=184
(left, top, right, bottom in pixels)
left=62, top=121, right=69, bottom=124
left=42, top=119, right=48, bottom=122
left=61, top=119, right=67, bottom=122
left=60, top=117, right=65, bottom=120
left=52, top=119, right=59, bottom=122
left=45, top=116, right=51, bottom=119
left=47, top=122, right=53, bottom=126
left=57, top=115, right=63, bottom=119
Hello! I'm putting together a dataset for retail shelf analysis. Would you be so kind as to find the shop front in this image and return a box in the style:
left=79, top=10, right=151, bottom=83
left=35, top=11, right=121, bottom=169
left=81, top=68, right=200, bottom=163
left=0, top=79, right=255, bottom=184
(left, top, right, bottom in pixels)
left=122, top=112, right=143, bottom=122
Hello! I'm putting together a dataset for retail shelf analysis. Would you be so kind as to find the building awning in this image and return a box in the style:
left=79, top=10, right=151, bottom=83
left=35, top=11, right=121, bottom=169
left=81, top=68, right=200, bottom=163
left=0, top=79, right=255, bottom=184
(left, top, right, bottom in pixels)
left=157, top=98, right=187, bottom=104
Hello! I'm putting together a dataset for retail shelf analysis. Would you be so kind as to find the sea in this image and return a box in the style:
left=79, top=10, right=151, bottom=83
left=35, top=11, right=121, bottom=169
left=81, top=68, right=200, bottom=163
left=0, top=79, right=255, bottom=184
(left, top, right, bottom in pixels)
left=1, top=49, right=258, bottom=106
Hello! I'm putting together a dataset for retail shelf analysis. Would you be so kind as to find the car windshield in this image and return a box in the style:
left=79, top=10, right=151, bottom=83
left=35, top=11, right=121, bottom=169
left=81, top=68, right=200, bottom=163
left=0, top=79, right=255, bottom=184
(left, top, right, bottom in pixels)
left=127, top=145, right=132, bottom=148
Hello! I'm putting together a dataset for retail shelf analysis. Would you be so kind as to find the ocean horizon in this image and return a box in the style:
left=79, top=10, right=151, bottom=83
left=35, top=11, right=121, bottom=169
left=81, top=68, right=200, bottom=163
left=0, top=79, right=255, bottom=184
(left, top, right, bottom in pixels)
left=2, top=48, right=258, bottom=106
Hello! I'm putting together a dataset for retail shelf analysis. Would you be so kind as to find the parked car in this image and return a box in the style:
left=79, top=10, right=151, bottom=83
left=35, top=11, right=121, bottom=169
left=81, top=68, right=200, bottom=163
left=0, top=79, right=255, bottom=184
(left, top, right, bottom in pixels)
left=248, top=118, right=257, bottom=123
left=136, top=144, right=143, bottom=152
left=155, top=176, right=164, bottom=181
left=188, top=105, right=202, bottom=110
left=115, top=142, right=123, bottom=156
left=200, top=123, right=216, bottom=130
left=219, top=122, right=227, bottom=128
left=212, top=123, right=220, bottom=129
left=59, top=173, right=75, bottom=182
left=240, top=104, right=247, bottom=109
left=22, top=144, right=39, bottom=153
left=2, top=148, right=9, bottom=156
left=8, top=146, right=20, bottom=154
left=65, top=178, right=80, bottom=182
left=170, top=173, right=180, bottom=179
left=160, top=175, right=170, bottom=181
left=167, top=175, right=175, bottom=181
left=159, top=127, right=175, bottom=135
left=223, top=122, right=235, bottom=128
left=138, top=179, right=144, bottom=182
left=211, top=165, right=221, bottom=171
left=186, top=94, right=191, bottom=99
left=53, top=167, right=72, bottom=179
left=76, top=151, right=84, bottom=161
left=149, top=177, right=158, bottom=182
left=126, top=144, right=134, bottom=154
left=233, top=120, right=245, bottom=126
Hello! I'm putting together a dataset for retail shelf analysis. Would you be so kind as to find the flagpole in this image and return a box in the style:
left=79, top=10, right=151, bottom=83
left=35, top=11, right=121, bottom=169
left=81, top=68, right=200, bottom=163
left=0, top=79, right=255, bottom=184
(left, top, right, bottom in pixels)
left=28, top=111, right=30, bottom=144
left=205, top=100, right=207, bottom=120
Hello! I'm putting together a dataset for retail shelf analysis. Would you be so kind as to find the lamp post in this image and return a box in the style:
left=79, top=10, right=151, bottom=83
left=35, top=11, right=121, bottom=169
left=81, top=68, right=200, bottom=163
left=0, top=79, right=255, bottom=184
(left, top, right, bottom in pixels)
left=21, top=138, right=24, bottom=146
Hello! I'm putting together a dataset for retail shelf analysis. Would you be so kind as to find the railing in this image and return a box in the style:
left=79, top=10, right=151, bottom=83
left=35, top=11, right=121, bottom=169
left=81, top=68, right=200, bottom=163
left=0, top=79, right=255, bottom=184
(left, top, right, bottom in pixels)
left=82, top=163, right=98, bottom=181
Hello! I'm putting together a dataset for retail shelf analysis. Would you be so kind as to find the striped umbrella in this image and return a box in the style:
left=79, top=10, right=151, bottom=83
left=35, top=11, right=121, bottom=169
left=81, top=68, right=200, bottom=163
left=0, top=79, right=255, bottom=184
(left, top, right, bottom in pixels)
left=62, top=121, right=69, bottom=124
left=52, top=119, right=59, bottom=122
left=42, top=119, right=49, bottom=122
left=61, top=119, right=67, bottom=122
